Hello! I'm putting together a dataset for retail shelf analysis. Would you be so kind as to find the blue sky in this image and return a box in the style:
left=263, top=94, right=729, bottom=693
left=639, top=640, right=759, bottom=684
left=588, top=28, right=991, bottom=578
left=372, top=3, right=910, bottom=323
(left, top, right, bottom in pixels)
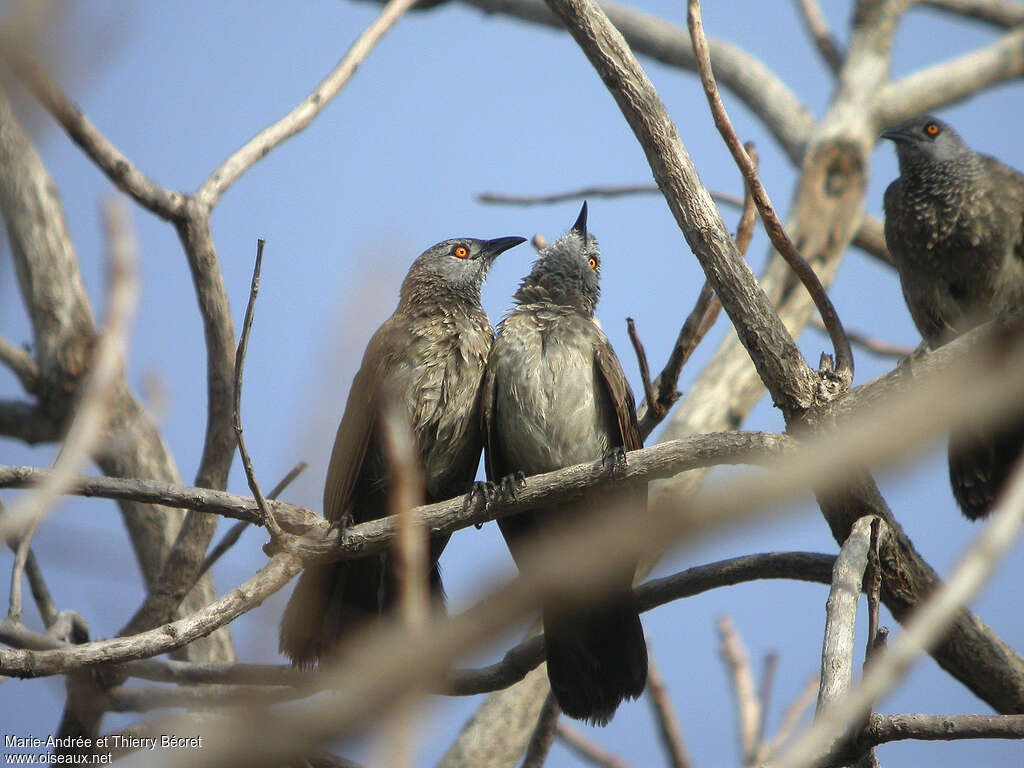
left=2, top=1, right=1023, bottom=765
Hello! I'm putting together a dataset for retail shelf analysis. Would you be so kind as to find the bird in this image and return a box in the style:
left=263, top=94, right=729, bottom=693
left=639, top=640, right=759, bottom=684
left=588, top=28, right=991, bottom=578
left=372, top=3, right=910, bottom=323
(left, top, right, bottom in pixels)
left=279, top=234, right=526, bottom=666
left=882, top=114, right=1024, bottom=519
left=481, top=202, right=648, bottom=724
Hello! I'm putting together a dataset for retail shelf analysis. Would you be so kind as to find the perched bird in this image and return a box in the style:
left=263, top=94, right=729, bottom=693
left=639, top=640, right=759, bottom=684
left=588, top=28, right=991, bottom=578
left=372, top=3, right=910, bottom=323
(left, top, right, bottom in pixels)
left=481, top=203, right=648, bottom=724
left=882, top=115, right=1024, bottom=519
left=280, top=234, right=525, bottom=666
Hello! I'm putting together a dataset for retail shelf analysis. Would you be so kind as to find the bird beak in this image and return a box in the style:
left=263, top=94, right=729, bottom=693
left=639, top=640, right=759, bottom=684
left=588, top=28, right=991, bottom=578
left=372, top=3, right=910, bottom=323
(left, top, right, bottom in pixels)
left=480, top=236, right=527, bottom=262
left=571, top=201, right=588, bottom=239
left=880, top=127, right=914, bottom=145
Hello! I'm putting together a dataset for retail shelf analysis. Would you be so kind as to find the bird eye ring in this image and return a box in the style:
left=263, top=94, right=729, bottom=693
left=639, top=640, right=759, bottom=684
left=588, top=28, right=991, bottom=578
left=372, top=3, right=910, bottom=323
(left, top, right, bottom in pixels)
left=453, top=245, right=469, bottom=259
left=924, top=122, right=941, bottom=137
left=587, top=257, right=598, bottom=270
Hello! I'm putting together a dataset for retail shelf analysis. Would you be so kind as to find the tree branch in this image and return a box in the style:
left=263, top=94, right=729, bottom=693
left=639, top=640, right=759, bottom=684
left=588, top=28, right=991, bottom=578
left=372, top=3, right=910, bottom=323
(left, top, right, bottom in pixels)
left=196, top=0, right=420, bottom=208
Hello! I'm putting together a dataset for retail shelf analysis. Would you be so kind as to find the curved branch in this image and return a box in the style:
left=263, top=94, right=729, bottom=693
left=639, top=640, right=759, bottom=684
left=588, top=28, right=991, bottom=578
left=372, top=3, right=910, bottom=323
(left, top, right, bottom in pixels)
left=0, top=552, right=301, bottom=678
left=873, top=26, right=1024, bottom=129
left=920, top=0, right=1024, bottom=27
left=687, top=0, right=853, bottom=384
left=197, top=0, right=420, bottom=208
left=541, top=0, right=819, bottom=420
left=452, top=0, right=816, bottom=163
left=6, top=51, right=186, bottom=220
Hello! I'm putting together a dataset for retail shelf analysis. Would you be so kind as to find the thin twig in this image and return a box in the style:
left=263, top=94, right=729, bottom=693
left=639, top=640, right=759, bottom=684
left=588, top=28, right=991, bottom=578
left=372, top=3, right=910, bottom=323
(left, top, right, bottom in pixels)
left=0, top=337, right=38, bottom=394
left=479, top=185, right=746, bottom=209
left=759, top=675, right=819, bottom=762
left=686, top=0, right=854, bottom=385
left=718, top=617, right=761, bottom=765
left=865, top=518, right=882, bottom=661
left=233, top=239, right=286, bottom=545
left=627, top=318, right=658, bottom=418
left=197, top=0, right=420, bottom=208
left=793, top=0, right=844, bottom=73
left=634, top=142, right=757, bottom=438
left=809, top=317, right=912, bottom=359
left=7, top=517, right=39, bottom=622
left=6, top=51, right=185, bottom=220
left=22, top=549, right=57, bottom=628
left=520, top=693, right=560, bottom=768
left=645, top=650, right=693, bottom=768
left=556, top=723, right=634, bottom=768
left=756, top=651, right=778, bottom=757
left=0, top=198, right=139, bottom=543
left=195, top=461, right=308, bottom=581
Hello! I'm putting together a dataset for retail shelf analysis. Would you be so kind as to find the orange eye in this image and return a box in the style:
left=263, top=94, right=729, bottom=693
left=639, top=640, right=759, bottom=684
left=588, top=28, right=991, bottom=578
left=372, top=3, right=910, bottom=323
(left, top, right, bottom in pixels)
left=588, top=257, right=598, bottom=270
left=454, top=245, right=469, bottom=259
left=925, top=122, right=940, bottom=137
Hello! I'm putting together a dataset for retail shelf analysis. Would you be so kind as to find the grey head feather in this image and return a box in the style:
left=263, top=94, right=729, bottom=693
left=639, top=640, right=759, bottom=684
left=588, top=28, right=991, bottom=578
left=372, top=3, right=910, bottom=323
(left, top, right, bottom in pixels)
left=400, top=236, right=525, bottom=308
left=513, top=202, right=602, bottom=316
left=881, top=115, right=976, bottom=174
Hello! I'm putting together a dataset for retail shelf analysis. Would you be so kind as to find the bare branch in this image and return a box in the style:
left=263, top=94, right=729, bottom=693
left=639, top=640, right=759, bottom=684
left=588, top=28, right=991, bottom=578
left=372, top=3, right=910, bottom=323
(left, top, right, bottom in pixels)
left=0, top=336, right=38, bottom=394
left=863, top=712, right=1024, bottom=744
left=479, top=185, right=746, bottom=209
left=195, top=461, right=308, bottom=581
left=520, top=693, right=560, bottom=768
left=6, top=515, right=38, bottom=622
left=772, top=456, right=1024, bottom=768
left=542, top=0, right=818, bottom=421
left=718, top=617, right=761, bottom=765
left=873, top=27, right=1024, bottom=128
left=816, top=516, right=875, bottom=716
left=794, top=0, right=844, bottom=73
left=759, top=675, right=818, bottom=762
left=557, top=722, right=634, bottom=768
left=197, top=0, right=420, bottom=208
left=921, top=0, right=1024, bottom=28
left=646, top=650, right=693, bottom=768
left=0, top=552, right=301, bottom=678
left=687, top=0, right=854, bottom=385
left=232, top=239, right=285, bottom=544
left=809, top=317, right=912, bottom=359
left=454, top=0, right=816, bottom=163
left=5, top=51, right=186, bottom=220
left=0, top=198, right=139, bottom=542
left=626, top=317, right=658, bottom=421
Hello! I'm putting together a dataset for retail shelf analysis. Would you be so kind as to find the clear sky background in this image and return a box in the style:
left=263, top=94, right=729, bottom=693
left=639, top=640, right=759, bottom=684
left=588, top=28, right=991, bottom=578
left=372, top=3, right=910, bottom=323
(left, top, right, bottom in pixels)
left=1, top=1, right=1023, bottom=766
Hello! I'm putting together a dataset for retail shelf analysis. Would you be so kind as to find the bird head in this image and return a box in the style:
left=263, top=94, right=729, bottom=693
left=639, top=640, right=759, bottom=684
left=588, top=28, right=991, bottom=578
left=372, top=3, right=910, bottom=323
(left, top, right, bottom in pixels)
left=514, top=202, right=602, bottom=316
left=881, top=115, right=972, bottom=170
left=401, top=235, right=525, bottom=303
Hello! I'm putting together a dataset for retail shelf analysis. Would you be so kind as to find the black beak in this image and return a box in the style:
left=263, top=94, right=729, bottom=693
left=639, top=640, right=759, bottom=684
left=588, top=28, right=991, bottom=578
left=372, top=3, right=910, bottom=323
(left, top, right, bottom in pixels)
left=880, top=127, right=914, bottom=145
left=481, top=236, right=527, bottom=261
left=571, top=201, right=588, bottom=239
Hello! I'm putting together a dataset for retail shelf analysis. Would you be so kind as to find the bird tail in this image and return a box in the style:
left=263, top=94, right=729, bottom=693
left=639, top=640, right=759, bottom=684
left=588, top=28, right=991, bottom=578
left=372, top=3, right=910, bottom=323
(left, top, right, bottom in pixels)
left=948, top=417, right=1024, bottom=520
left=542, top=590, right=648, bottom=725
left=279, top=553, right=445, bottom=667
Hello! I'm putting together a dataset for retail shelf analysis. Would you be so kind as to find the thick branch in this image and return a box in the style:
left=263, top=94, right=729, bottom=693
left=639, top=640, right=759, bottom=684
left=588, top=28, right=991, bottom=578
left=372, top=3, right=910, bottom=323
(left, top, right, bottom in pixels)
left=542, top=0, right=818, bottom=420
left=863, top=713, right=1024, bottom=744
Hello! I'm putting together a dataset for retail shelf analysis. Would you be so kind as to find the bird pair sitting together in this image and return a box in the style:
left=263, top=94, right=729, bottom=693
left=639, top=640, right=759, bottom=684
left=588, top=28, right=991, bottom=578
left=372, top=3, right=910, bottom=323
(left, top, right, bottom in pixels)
left=280, top=113, right=1024, bottom=726
left=280, top=202, right=648, bottom=725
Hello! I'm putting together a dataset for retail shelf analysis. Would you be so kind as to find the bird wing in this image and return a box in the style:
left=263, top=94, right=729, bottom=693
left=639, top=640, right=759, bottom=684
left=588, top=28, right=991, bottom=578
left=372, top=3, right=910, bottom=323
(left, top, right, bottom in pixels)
left=479, top=360, right=504, bottom=482
left=322, top=323, right=400, bottom=523
left=983, top=155, right=1024, bottom=262
left=593, top=337, right=643, bottom=452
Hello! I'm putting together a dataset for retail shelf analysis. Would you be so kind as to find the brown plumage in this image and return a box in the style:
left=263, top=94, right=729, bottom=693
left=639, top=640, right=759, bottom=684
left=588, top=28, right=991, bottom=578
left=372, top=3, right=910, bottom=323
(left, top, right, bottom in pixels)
left=279, top=235, right=524, bottom=666
left=882, top=115, right=1024, bottom=519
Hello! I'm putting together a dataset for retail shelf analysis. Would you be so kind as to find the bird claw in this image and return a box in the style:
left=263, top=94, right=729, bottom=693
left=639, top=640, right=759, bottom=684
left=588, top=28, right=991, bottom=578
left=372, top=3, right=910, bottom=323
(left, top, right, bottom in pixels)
left=600, top=446, right=628, bottom=476
left=327, top=512, right=354, bottom=537
left=497, top=471, right=527, bottom=501
left=465, top=481, right=499, bottom=528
